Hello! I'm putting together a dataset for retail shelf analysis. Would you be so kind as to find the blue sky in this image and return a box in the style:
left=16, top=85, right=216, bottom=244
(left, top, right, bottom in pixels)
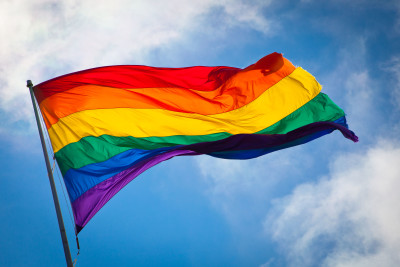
left=1, top=0, right=400, bottom=266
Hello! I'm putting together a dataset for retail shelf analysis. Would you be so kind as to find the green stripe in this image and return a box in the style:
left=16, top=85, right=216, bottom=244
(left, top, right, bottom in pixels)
left=55, top=93, right=344, bottom=175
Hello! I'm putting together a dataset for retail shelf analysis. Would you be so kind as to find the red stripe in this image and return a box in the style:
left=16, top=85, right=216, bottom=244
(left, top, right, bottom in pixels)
left=33, top=52, right=287, bottom=104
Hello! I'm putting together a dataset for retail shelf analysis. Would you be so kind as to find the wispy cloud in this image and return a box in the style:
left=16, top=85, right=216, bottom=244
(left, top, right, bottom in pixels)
left=195, top=146, right=317, bottom=229
left=0, top=0, right=271, bottom=131
left=382, top=56, right=400, bottom=110
left=264, top=139, right=400, bottom=267
left=314, top=37, right=388, bottom=146
left=196, top=148, right=310, bottom=197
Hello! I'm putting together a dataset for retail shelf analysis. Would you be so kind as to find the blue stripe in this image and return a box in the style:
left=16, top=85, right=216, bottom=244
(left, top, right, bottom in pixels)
left=65, top=146, right=178, bottom=202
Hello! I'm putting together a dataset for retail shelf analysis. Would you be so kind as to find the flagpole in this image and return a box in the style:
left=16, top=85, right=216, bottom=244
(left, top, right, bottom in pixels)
left=27, top=80, right=74, bottom=267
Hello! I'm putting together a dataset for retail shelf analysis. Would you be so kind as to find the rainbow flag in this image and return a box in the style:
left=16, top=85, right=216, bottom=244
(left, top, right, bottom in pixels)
left=33, top=52, right=358, bottom=232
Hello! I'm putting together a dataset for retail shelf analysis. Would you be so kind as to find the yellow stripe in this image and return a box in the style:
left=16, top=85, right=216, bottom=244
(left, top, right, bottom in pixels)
left=48, top=67, right=321, bottom=153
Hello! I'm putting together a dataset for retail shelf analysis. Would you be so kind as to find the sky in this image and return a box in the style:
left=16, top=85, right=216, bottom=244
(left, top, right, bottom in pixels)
left=1, top=0, right=400, bottom=266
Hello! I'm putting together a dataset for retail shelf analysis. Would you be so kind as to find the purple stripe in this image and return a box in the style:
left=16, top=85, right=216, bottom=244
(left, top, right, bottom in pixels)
left=72, top=120, right=358, bottom=232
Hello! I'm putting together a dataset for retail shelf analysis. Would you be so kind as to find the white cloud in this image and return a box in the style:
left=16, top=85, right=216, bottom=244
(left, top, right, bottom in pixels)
left=264, top=139, right=400, bottom=267
left=0, top=0, right=271, bottom=131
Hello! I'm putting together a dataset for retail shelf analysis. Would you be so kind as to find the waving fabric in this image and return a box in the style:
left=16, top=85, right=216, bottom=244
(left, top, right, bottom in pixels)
left=33, top=52, right=358, bottom=232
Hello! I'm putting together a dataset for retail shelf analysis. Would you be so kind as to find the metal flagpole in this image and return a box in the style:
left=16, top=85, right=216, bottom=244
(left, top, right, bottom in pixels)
left=27, top=80, right=74, bottom=267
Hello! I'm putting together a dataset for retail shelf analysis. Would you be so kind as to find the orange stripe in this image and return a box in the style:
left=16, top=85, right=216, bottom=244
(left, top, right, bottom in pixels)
left=39, top=58, right=295, bottom=129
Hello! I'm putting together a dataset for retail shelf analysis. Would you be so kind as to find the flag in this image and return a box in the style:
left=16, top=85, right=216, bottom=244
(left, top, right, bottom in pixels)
left=33, top=52, right=358, bottom=232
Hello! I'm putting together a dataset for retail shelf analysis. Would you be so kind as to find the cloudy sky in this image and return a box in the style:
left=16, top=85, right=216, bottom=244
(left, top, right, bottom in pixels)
left=1, top=0, right=399, bottom=266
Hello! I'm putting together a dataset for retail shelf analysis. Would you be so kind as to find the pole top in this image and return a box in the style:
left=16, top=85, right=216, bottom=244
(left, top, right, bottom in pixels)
left=27, top=80, right=33, bottom=88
